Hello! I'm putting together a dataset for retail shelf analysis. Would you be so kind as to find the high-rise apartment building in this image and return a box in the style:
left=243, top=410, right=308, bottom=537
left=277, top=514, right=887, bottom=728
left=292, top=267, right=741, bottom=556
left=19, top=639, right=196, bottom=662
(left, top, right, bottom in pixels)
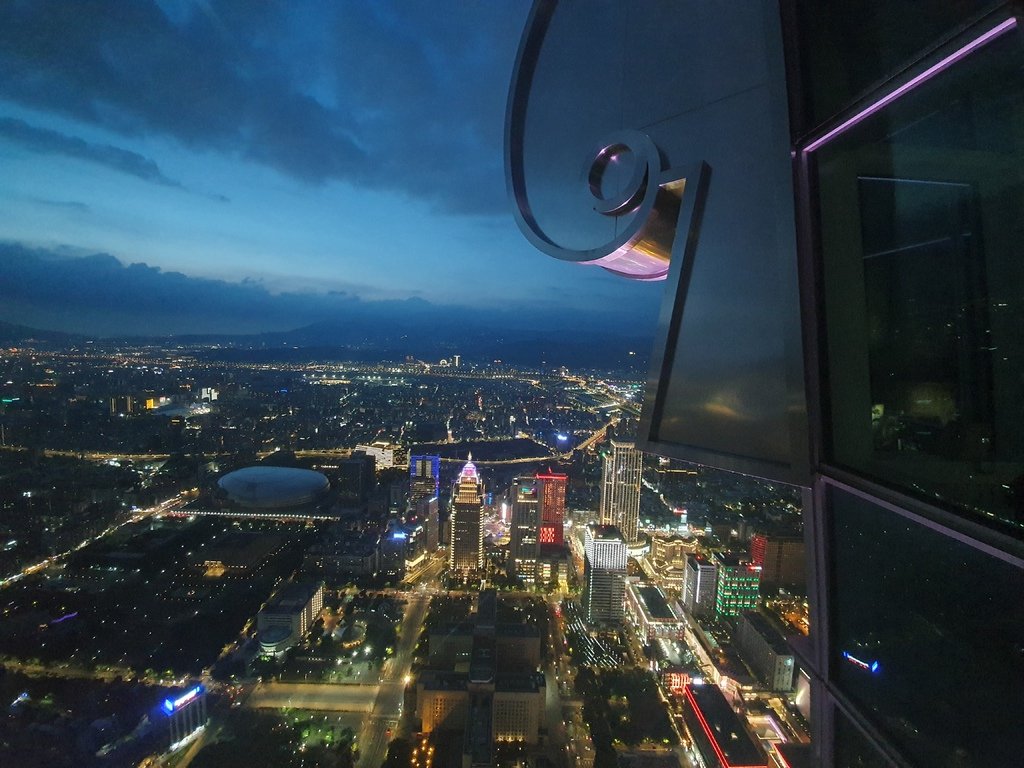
left=582, top=524, right=627, bottom=625
left=509, top=4, right=1024, bottom=764
left=536, top=471, right=567, bottom=545
left=508, top=477, right=539, bottom=582
left=681, top=553, right=717, bottom=617
left=714, top=553, right=761, bottom=618
left=599, top=441, right=642, bottom=543
left=449, top=458, right=484, bottom=574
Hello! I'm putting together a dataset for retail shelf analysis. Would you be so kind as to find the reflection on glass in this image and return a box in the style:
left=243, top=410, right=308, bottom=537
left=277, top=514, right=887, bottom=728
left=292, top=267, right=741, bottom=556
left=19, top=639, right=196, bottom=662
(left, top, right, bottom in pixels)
left=817, top=33, right=1024, bottom=533
left=834, top=711, right=892, bottom=768
left=793, top=0, right=1001, bottom=131
left=828, top=488, right=1024, bottom=766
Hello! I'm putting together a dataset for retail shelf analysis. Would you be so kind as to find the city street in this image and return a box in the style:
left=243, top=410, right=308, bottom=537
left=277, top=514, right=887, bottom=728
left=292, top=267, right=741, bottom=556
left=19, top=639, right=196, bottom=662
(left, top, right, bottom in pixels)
left=357, top=591, right=430, bottom=768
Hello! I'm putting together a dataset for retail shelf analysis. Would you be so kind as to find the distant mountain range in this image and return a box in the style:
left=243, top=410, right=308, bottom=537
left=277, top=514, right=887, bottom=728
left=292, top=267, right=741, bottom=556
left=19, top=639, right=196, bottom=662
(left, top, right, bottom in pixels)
left=0, top=318, right=653, bottom=372
left=0, top=243, right=658, bottom=371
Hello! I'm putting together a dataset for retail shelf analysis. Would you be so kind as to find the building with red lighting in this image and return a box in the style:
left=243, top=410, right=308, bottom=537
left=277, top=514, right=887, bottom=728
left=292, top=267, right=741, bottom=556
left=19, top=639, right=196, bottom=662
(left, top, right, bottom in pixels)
left=749, top=532, right=805, bottom=592
left=536, top=470, right=567, bottom=545
left=682, top=684, right=768, bottom=768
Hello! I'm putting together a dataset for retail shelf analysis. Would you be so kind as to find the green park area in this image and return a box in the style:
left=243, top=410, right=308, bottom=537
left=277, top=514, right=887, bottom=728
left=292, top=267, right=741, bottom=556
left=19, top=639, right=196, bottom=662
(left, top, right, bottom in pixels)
left=575, top=667, right=677, bottom=768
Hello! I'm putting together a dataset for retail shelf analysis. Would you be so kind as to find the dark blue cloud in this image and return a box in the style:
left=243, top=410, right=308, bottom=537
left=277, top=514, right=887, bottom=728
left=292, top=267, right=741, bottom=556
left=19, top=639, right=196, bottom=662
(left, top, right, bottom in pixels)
left=0, top=242, right=658, bottom=342
left=0, top=117, right=184, bottom=188
left=0, top=0, right=528, bottom=214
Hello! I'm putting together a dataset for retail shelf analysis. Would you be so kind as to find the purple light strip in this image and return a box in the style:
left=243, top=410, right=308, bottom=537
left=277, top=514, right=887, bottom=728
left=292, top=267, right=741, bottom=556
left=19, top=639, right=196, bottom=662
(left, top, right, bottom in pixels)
left=804, top=17, right=1018, bottom=153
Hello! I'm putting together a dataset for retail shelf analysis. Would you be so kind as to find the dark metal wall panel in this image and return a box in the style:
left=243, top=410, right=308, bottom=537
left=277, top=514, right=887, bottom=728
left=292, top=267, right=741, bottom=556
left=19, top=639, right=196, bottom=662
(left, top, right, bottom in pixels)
left=506, top=0, right=808, bottom=485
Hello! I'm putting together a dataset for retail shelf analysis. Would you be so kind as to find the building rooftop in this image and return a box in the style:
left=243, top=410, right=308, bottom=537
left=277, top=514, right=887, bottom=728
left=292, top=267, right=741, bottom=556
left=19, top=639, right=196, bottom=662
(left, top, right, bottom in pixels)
left=635, top=585, right=678, bottom=621
left=685, top=684, right=766, bottom=768
left=418, top=671, right=469, bottom=691
left=587, top=524, right=624, bottom=540
left=740, top=611, right=792, bottom=656
left=464, top=698, right=492, bottom=766
left=495, top=672, right=545, bottom=693
left=263, top=581, right=322, bottom=614
left=469, top=635, right=495, bottom=684
left=773, top=743, right=812, bottom=768
left=714, top=552, right=749, bottom=568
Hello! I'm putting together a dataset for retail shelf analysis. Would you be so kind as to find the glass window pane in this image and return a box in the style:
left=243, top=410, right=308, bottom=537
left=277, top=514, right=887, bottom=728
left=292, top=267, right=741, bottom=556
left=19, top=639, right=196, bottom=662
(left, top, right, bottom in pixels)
left=816, top=30, right=1024, bottom=534
left=834, top=711, right=893, bottom=768
left=792, top=0, right=999, bottom=132
left=827, top=488, right=1024, bottom=766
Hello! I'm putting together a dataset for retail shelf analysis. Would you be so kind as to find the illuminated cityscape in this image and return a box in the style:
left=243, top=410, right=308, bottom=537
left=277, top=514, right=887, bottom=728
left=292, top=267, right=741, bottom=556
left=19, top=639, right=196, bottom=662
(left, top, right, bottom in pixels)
left=2, top=2, right=1021, bottom=768
left=0, top=336, right=805, bottom=768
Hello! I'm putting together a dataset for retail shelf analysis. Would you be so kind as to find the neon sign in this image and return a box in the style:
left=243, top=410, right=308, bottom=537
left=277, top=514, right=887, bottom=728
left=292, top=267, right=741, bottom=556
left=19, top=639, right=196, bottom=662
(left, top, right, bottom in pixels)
left=163, top=685, right=203, bottom=714
left=842, top=652, right=880, bottom=673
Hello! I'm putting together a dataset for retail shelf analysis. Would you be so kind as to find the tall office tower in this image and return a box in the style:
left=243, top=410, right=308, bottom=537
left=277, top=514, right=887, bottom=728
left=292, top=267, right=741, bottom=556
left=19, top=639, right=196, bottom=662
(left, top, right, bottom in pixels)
left=750, top=532, right=806, bottom=591
left=714, top=553, right=761, bottom=618
left=379, top=519, right=408, bottom=579
left=416, top=495, right=439, bottom=551
left=339, top=453, right=376, bottom=502
left=682, top=553, right=717, bottom=617
left=582, top=524, right=627, bottom=626
left=409, top=455, right=441, bottom=509
left=509, top=477, right=539, bottom=581
left=449, top=457, right=485, bottom=574
left=536, top=470, right=567, bottom=545
left=599, top=441, right=642, bottom=543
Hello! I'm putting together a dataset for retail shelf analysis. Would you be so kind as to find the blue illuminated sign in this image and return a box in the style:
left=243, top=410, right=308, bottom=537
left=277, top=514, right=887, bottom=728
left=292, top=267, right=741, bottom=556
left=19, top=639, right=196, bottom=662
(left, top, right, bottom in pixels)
left=163, top=685, right=203, bottom=714
left=842, top=652, right=880, bottom=673
left=556, top=433, right=569, bottom=441
left=391, top=532, right=407, bottom=540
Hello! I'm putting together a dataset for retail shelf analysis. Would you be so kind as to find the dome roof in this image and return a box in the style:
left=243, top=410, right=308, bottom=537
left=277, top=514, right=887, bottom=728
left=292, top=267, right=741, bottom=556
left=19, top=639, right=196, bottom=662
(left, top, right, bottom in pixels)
left=217, top=466, right=329, bottom=509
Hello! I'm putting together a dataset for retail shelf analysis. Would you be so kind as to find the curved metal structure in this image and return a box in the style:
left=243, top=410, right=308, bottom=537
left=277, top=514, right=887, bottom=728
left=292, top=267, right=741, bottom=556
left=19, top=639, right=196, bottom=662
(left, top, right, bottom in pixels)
left=506, top=6, right=688, bottom=280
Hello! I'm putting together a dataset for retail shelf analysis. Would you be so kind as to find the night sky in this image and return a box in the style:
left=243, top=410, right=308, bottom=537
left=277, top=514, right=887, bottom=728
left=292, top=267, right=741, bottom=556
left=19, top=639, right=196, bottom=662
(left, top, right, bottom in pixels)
left=0, top=0, right=660, bottom=338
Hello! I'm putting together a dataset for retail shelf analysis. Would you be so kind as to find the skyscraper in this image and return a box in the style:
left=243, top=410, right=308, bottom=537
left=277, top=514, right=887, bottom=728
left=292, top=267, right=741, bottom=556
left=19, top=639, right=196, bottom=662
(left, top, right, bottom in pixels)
left=682, top=553, right=717, bottom=617
left=409, top=455, right=441, bottom=509
left=714, top=553, right=761, bottom=618
left=582, top=524, right=627, bottom=626
left=750, top=531, right=805, bottom=591
left=599, top=440, right=642, bottom=543
left=536, top=470, right=567, bottom=545
left=449, top=457, right=484, bottom=574
left=509, top=476, right=539, bottom=582
left=416, top=495, right=439, bottom=552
